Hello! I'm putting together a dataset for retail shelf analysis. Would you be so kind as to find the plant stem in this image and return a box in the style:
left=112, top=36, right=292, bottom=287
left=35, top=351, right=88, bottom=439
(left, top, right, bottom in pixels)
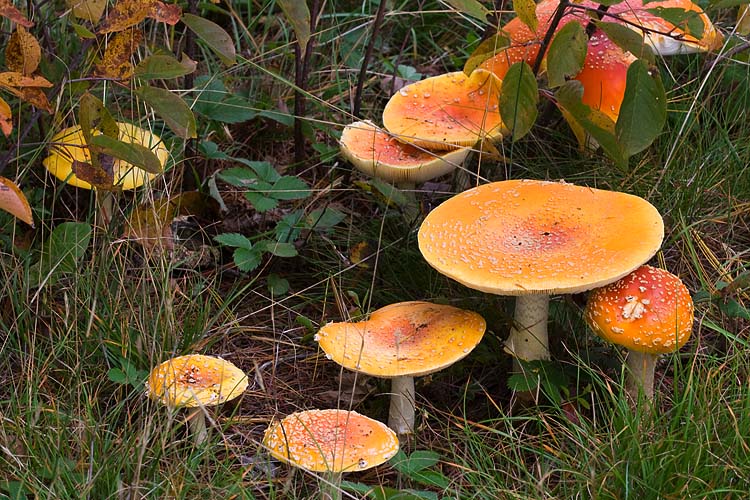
left=188, top=407, right=208, bottom=445
left=387, top=375, right=415, bottom=437
left=319, top=472, right=343, bottom=500
left=294, top=0, right=323, bottom=168
left=353, top=0, right=388, bottom=118
left=626, top=350, right=657, bottom=402
left=505, top=294, right=550, bottom=372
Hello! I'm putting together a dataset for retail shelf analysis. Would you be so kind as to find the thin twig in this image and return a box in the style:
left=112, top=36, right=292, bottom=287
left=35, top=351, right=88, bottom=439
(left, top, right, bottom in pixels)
left=531, top=0, right=569, bottom=75
left=352, top=0, right=388, bottom=118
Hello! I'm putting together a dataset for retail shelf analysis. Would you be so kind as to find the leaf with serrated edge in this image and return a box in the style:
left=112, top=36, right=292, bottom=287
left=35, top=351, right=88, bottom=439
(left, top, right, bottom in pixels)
left=181, top=14, right=236, bottom=66
left=135, top=85, right=196, bottom=139
left=547, top=22, right=587, bottom=88
left=277, top=0, right=310, bottom=57
left=500, top=62, right=538, bottom=141
left=615, top=59, right=666, bottom=156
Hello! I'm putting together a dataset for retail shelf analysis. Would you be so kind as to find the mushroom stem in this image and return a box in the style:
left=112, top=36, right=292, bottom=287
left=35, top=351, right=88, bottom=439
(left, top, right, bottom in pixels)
left=387, top=375, right=415, bottom=437
left=505, top=294, right=550, bottom=372
left=625, top=350, right=657, bottom=402
left=188, top=407, right=208, bottom=445
left=319, top=473, right=343, bottom=500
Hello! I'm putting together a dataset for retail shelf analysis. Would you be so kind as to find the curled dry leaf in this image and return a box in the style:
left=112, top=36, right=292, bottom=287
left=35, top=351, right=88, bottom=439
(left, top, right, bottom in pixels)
left=5, top=26, right=42, bottom=77
left=0, top=96, right=11, bottom=136
left=98, top=0, right=181, bottom=33
left=71, top=158, right=117, bottom=190
left=0, top=177, right=33, bottom=226
left=0, top=0, right=33, bottom=27
left=66, top=0, right=107, bottom=23
left=93, top=28, right=143, bottom=80
left=0, top=72, right=53, bottom=112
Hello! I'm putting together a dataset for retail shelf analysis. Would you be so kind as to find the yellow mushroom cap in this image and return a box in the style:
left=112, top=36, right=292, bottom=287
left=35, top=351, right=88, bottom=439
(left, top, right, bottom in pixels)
left=339, top=120, right=470, bottom=183
left=585, top=265, right=694, bottom=354
left=146, top=354, right=248, bottom=408
left=263, top=409, right=399, bottom=473
left=43, top=122, right=169, bottom=190
left=316, top=301, right=486, bottom=378
left=418, top=179, right=664, bottom=295
left=382, top=69, right=507, bottom=150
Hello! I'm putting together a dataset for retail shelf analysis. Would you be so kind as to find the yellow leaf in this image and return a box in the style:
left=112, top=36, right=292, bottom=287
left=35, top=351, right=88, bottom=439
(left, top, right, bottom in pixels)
left=93, top=28, right=143, bottom=80
left=738, top=5, right=750, bottom=36
left=5, top=26, right=42, bottom=76
left=67, top=0, right=107, bottom=23
left=0, top=96, right=11, bottom=136
left=0, top=72, right=53, bottom=88
left=0, top=177, right=33, bottom=226
left=98, top=0, right=181, bottom=33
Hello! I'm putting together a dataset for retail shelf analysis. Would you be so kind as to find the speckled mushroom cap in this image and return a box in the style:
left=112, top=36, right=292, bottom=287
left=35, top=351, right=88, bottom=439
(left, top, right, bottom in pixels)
left=43, top=122, right=168, bottom=190
left=263, top=409, right=399, bottom=473
left=418, top=179, right=664, bottom=295
left=339, top=120, right=470, bottom=183
left=382, top=69, right=507, bottom=150
left=316, top=301, right=486, bottom=378
left=585, top=265, right=694, bottom=353
left=146, top=354, right=248, bottom=408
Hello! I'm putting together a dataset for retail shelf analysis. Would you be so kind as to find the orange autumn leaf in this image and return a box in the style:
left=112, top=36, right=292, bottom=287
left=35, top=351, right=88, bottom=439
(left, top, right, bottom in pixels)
left=0, top=177, right=33, bottom=226
left=5, top=26, right=42, bottom=76
left=98, top=0, right=181, bottom=33
left=71, top=158, right=117, bottom=190
left=0, top=72, right=53, bottom=88
left=0, top=96, right=11, bottom=136
left=0, top=0, right=33, bottom=27
left=66, top=0, right=107, bottom=23
left=93, top=28, right=143, bottom=80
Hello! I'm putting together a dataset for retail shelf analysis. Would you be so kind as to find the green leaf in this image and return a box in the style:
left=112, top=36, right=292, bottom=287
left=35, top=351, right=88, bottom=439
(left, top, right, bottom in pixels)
left=245, top=161, right=281, bottom=183
left=245, top=191, right=278, bottom=212
left=275, top=210, right=305, bottom=242
left=277, top=0, right=311, bottom=56
left=107, top=367, right=127, bottom=384
left=267, top=273, right=290, bottom=295
left=394, top=450, right=440, bottom=473
left=218, top=167, right=260, bottom=187
left=89, top=135, right=164, bottom=174
left=596, top=21, right=655, bottom=63
left=499, top=61, right=538, bottom=141
left=135, top=85, right=196, bottom=139
left=514, top=0, right=538, bottom=32
left=181, top=13, right=236, bottom=65
left=259, top=240, right=298, bottom=257
left=270, top=176, right=311, bottom=201
left=135, top=54, right=197, bottom=80
left=192, top=76, right=257, bottom=124
left=30, top=222, right=92, bottom=288
left=233, top=247, right=262, bottom=272
left=555, top=81, right=627, bottom=168
left=305, top=207, right=346, bottom=231
left=78, top=93, right=118, bottom=170
left=546, top=22, right=588, bottom=88
left=507, top=371, right=540, bottom=392
left=615, top=59, right=667, bottom=156
left=443, top=0, right=490, bottom=22
left=464, top=32, right=511, bottom=76
left=214, top=232, right=253, bottom=250
left=645, top=7, right=705, bottom=39
left=71, top=23, right=96, bottom=39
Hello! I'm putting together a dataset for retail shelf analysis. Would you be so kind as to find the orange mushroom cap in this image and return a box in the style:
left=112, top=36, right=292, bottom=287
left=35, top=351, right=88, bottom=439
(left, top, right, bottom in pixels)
left=339, top=120, right=470, bottom=183
left=146, top=354, right=248, bottom=408
left=43, top=122, right=168, bottom=190
left=585, top=265, right=694, bottom=354
left=316, top=301, right=486, bottom=378
left=418, top=179, right=664, bottom=295
left=382, top=69, right=507, bottom=150
left=263, top=409, right=399, bottom=473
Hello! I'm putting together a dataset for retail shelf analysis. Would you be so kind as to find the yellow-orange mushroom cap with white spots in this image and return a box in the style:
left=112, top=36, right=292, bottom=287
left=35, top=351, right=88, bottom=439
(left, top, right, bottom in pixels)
left=382, top=69, right=507, bottom=150
left=585, top=265, right=694, bottom=354
left=339, top=120, right=470, bottom=184
left=262, top=409, right=399, bottom=473
left=418, top=179, right=664, bottom=295
left=43, top=122, right=169, bottom=190
left=146, top=354, right=248, bottom=408
left=315, top=301, right=486, bottom=378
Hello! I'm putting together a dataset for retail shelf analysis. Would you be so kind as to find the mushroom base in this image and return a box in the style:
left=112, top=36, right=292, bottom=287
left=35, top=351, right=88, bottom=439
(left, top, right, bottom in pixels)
left=625, top=350, right=657, bottom=402
left=388, top=375, right=415, bottom=437
left=504, top=294, right=551, bottom=372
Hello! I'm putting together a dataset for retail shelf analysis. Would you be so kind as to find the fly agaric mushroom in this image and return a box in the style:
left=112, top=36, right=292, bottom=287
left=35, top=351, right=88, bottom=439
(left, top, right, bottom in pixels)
left=339, top=120, right=470, bottom=185
left=316, top=301, right=486, bottom=437
left=146, top=354, right=248, bottom=444
left=417, top=179, right=664, bottom=379
left=585, top=265, right=694, bottom=401
left=263, top=409, right=399, bottom=500
left=382, top=69, right=507, bottom=151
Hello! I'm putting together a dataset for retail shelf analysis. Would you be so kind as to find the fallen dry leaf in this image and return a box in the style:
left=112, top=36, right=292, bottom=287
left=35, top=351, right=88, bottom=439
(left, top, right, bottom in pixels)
left=0, top=72, right=53, bottom=88
left=0, top=96, right=11, bottom=136
left=67, top=0, right=107, bottom=23
left=71, top=158, right=116, bottom=189
left=0, top=0, right=33, bottom=27
left=98, top=0, right=181, bottom=33
left=93, top=28, right=143, bottom=80
left=5, top=26, right=42, bottom=76
left=0, top=177, right=33, bottom=226
left=149, top=0, right=181, bottom=24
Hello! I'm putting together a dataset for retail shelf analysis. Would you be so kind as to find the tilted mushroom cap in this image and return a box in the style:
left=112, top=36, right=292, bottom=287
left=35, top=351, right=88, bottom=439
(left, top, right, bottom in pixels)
left=316, top=301, right=486, bottom=378
left=418, top=179, right=664, bottom=295
left=585, top=265, right=694, bottom=353
left=263, top=409, right=399, bottom=473
left=382, top=69, right=507, bottom=150
left=339, top=120, right=470, bottom=184
left=43, top=122, right=168, bottom=190
left=146, top=354, right=248, bottom=408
